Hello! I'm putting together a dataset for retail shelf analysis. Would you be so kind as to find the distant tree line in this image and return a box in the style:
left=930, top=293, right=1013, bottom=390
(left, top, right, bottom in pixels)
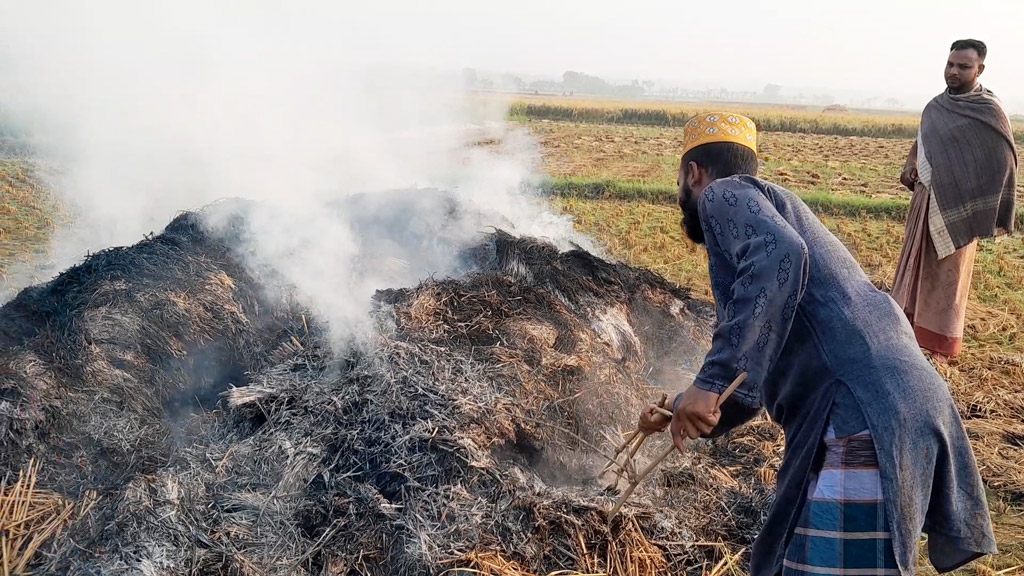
left=464, top=69, right=647, bottom=98
left=464, top=69, right=927, bottom=112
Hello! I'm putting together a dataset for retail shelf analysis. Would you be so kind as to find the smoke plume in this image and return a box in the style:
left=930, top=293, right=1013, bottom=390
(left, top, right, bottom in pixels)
left=0, top=1, right=593, bottom=336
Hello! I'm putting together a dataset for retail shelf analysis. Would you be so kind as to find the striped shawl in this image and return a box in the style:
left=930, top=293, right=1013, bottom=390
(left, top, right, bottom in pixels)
left=919, top=85, right=1017, bottom=258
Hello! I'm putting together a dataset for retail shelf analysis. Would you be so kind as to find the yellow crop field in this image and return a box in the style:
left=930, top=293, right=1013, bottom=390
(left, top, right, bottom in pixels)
left=507, top=93, right=1024, bottom=143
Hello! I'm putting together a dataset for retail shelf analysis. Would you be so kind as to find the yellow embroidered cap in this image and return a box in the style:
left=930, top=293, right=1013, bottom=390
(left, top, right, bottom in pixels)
left=681, top=112, right=758, bottom=157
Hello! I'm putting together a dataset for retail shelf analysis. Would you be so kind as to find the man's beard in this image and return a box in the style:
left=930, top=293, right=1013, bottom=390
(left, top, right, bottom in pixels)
left=680, top=184, right=705, bottom=244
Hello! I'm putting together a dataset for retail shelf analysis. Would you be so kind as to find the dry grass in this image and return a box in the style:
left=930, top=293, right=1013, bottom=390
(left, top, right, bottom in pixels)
left=446, top=538, right=748, bottom=576
left=446, top=550, right=607, bottom=575
left=554, top=197, right=1024, bottom=575
left=0, top=461, right=96, bottom=576
left=526, top=121, right=1024, bottom=201
left=445, top=514, right=676, bottom=576
left=0, top=161, right=63, bottom=284
left=448, top=545, right=746, bottom=576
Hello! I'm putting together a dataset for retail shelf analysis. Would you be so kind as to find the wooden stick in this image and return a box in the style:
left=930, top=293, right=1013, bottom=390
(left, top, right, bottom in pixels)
left=600, top=429, right=641, bottom=476
left=608, top=443, right=677, bottom=518
left=715, top=372, right=748, bottom=409
left=607, top=372, right=748, bottom=519
left=610, top=430, right=641, bottom=460
left=614, top=432, right=649, bottom=483
left=601, top=392, right=668, bottom=477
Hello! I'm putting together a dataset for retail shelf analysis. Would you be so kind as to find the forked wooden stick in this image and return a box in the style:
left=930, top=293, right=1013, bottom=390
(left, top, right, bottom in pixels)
left=607, top=372, right=748, bottom=519
left=601, top=393, right=667, bottom=478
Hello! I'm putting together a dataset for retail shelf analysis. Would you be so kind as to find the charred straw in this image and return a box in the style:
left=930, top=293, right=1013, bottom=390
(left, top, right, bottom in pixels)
left=0, top=202, right=776, bottom=576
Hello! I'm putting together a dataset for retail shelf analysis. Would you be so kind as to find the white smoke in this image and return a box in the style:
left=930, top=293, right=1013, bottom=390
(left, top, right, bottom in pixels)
left=0, top=1, right=595, bottom=336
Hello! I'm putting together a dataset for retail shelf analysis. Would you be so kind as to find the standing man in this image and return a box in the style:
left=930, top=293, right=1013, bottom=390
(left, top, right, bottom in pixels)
left=892, top=39, right=1018, bottom=361
left=639, top=113, right=995, bottom=576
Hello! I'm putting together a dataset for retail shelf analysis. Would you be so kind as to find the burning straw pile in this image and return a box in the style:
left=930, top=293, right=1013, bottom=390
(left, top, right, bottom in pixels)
left=0, top=202, right=782, bottom=575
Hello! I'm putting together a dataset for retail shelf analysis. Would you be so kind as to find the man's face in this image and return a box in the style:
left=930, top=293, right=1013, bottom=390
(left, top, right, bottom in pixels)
left=678, top=163, right=705, bottom=244
left=945, top=49, right=984, bottom=93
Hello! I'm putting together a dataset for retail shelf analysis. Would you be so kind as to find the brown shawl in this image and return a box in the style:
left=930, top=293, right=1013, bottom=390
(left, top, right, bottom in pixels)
left=919, top=85, right=1017, bottom=258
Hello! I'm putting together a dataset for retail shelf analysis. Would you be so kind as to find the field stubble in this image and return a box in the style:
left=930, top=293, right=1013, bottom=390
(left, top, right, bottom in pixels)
left=0, top=160, right=65, bottom=286
left=528, top=120, right=1024, bottom=202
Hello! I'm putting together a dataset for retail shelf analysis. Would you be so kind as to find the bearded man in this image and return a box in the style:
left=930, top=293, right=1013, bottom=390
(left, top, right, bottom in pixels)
left=892, top=38, right=1017, bottom=361
left=638, top=113, right=995, bottom=576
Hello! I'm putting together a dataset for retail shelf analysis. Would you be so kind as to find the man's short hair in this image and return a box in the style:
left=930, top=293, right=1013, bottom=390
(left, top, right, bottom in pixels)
left=950, top=39, right=987, bottom=61
left=681, top=141, right=759, bottom=180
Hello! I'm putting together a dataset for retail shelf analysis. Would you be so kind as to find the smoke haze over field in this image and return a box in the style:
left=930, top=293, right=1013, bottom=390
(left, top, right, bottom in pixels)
left=1, top=1, right=1019, bottom=331
left=0, top=1, right=595, bottom=334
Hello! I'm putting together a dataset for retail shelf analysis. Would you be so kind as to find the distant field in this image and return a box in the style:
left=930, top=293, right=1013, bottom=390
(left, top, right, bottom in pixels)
left=529, top=121, right=912, bottom=197
left=509, top=94, right=1024, bottom=144
left=525, top=120, right=1024, bottom=229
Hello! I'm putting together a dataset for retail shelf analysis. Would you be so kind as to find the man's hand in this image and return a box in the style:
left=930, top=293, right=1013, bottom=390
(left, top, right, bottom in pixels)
left=669, top=385, right=721, bottom=453
left=900, top=165, right=918, bottom=192
left=900, top=141, right=919, bottom=192
left=637, top=399, right=674, bottom=434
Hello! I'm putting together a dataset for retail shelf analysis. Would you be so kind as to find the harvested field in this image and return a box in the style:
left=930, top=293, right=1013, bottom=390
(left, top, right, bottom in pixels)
left=505, top=96, right=1024, bottom=144
left=526, top=121, right=1024, bottom=201
left=1, top=203, right=793, bottom=575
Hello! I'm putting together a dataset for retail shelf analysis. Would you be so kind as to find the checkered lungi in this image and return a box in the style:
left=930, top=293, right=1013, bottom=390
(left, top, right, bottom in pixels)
left=782, top=426, right=901, bottom=576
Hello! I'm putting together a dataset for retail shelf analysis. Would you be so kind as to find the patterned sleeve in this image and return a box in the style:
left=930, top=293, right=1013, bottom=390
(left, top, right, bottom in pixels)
left=693, top=180, right=809, bottom=411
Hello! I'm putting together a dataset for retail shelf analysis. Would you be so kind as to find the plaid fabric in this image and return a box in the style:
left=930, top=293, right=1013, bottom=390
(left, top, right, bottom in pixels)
left=782, top=427, right=900, bottom=576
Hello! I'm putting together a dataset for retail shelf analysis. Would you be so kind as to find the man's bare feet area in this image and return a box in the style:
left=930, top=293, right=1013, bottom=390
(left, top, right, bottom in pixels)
left=924, top=349, right=950, bottom=365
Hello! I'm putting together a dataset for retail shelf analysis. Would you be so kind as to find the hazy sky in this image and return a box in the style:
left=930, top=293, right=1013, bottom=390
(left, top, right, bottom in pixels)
left=2, top=0, right=1021, bottom=113
left=343, top=0, right=1024, bottom=112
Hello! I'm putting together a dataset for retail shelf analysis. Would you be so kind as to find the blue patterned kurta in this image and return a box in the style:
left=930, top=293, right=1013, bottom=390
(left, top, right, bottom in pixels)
left=690, top=176, right=996, bottom=576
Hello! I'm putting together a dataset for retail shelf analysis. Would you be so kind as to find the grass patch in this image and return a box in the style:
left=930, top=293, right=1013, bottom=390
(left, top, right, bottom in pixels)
left=545, top=177, right=1024, bottom=229
left=545, top=178, right=677, bottom=204
left=544, top=177, right=943, bottom=222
